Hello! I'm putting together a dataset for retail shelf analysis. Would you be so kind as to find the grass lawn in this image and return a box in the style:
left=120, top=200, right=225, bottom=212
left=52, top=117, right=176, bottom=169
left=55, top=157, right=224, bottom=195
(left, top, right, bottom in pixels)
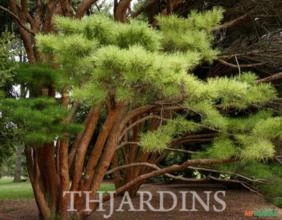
left=0, top=177, right=115, bottom=200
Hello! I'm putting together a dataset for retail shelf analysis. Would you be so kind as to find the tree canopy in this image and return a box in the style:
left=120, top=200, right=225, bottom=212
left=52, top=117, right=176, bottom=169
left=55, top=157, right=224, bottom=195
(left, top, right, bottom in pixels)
left=34, top=11, right=281, bottom=161
left=1, top=3, right=282, bottom=218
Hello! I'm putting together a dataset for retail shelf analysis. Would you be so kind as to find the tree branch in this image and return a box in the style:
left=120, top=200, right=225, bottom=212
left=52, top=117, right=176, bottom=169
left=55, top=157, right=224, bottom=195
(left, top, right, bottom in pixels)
left=114, top=0, right=132, bottom=22
left=106, top=157, right=239, bottom=200
left=0, top=5, right=35, bottom=35
left=256, top=72, right=282, bottom=83
left=60, top=0, right=72, bottom=16
left=188, top=166, right=266, bottom=183
left=116, top=141, right=141, bottom=150
left=117, top=133, right=215, bottom=151
left=106, top=162, right=207, bottom=182
left=212, top=10, right=254, bottom=31
left=164, top=147, right=196, bottom=154
left=76, top=0, right=99, bottom=18
left=19, top=0, right=34, bottom=25
left=131, top=0, right=156, bottom=18
left=119, top=114, right=169, bottom=142
left=208, top=175, right=263, bottom=196
left=219, top=49, right=281, bottom=59
left=218, top=59, right=265, bottom=68
left=275, top=156, right=282, bottom=165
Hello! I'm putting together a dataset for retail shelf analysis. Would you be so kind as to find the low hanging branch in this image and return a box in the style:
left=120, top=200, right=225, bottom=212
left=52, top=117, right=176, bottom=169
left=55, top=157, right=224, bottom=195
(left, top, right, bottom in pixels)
left=102, top=157, right=239, bottom=204
left=188, top=166, right=266, bottom=183
left=207, top=175, right=263, bottom=196
left=106, top=162, right=206, bottom=182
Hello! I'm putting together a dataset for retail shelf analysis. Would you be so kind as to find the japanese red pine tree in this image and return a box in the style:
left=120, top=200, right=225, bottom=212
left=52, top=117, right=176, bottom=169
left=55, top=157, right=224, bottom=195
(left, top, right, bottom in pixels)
left=1, top=8, right=282, bottom=219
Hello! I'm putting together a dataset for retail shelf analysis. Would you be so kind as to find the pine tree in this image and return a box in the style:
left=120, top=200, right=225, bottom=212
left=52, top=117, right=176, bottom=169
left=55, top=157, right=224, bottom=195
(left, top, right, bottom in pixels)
left=1, top=8, right=282, bottom=219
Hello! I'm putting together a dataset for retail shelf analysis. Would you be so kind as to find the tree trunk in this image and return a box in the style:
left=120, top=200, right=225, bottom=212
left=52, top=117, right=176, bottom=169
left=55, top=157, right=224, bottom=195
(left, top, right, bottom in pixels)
left=13, top=145, right=23, bottom=182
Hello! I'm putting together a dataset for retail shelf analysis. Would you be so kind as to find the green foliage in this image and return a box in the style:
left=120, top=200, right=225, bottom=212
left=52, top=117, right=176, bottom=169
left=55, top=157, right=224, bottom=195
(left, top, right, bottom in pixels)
left=0, top=32, right=18, bottom=167
left=36, top=10, right=279, bottom=162
left=116, top=20, right=161, bottom=51
left=82, top=14, right=117, bottom=44
left=0, top=178, right=33, bottom=200
left=227, top=110, right=273, bottom=132
left=36, top=10, right=223, bottom=99
left=248, top=163, right=282, bottom=208
left=0, top=32, right=17, bottom=87
left=205, top=137, right=237, bottom=159
left=252, top=117, right=282, bottom=139
left=240, top=139, right=275, bottom=160
left=205, top=75, right=276, bottom=109
left=140, top=116, right=200, bottom=151
left=188, top=101, right=228, bottom=129
left=156, top=7, right=223, bottom=60
left=16, top=63, right=66, bottom=91
left=0, top=98, right=83, bottom=144
left=36, top=33, right=98, bottom=82
left=157, top=7, right=224, bottom=32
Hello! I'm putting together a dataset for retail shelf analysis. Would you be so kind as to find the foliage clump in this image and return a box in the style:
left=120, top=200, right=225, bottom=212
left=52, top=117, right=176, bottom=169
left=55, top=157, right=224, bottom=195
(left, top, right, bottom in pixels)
left=33, top=10, right=282, bottom=161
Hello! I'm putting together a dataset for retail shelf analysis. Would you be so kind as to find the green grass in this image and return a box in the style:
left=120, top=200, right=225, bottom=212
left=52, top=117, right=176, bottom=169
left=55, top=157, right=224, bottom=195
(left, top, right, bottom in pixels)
left=0, top=177, right=115, bottom=200
left=97, top=183, right=115, bottom=192
left=0, top=177, right=33, bottom=200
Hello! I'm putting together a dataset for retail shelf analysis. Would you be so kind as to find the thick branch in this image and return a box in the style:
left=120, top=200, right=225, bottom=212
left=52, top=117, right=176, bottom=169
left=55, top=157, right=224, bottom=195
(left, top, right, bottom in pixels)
left=82, top=104, right=127, bottom=190
left=87, top=105, right=127, bottom=196
left=68, top=106, right=100, bottom=167
left=76, top=0, right=98, bottom=18
left=60, top=0, right=72, bottom=16
left=8, top=0, right=36, bottom=62
left=71, top=106, right=101, bottom=191
left=114, top=0, right=132, bottom=22
left=20, top=0, right=34, bottom=25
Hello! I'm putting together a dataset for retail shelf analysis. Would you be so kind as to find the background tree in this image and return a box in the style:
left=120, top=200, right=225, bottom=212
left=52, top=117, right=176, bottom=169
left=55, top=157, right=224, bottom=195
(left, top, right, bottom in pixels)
left=0, top=30, right=29, bottom=181
left=0, top=32, right=18, bottom=177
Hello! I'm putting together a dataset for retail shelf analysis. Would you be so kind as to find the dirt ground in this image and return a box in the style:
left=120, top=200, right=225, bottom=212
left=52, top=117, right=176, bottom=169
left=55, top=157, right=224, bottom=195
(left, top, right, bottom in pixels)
left=0, top=183, right=281, bottom=220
